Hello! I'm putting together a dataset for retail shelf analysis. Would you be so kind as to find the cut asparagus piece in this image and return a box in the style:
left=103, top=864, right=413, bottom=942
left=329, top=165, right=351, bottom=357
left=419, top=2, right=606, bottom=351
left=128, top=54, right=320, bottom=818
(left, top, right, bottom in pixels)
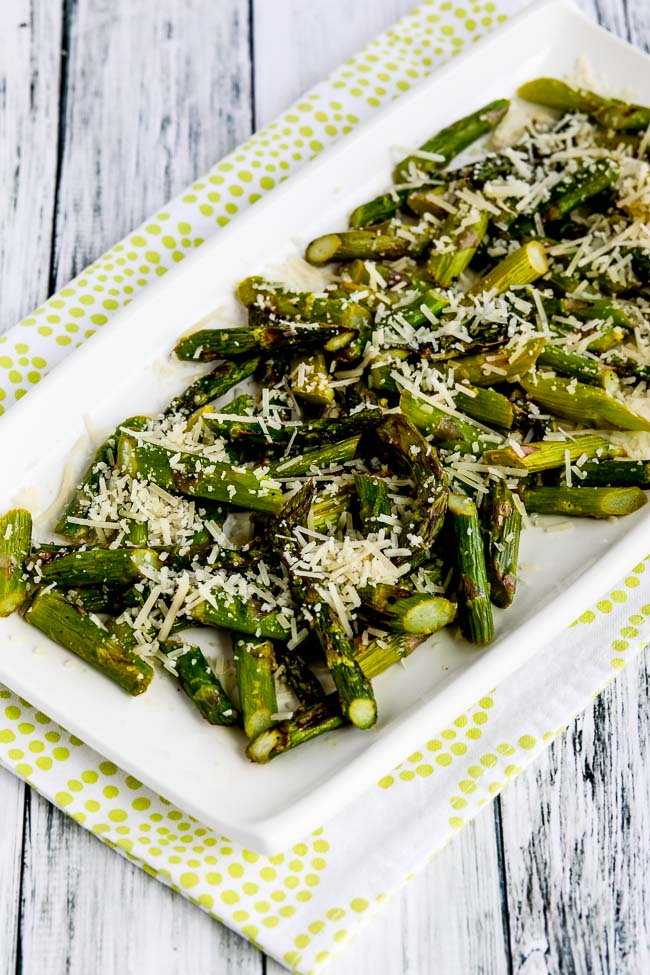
left=522, top=486, right=647, bottom=518
left=200, top=408, right=381, bottom=453
left=272, top=483, right=377, bottom=729
left=453, top=153, right=517, bottom=187
left=311, top=597, right=377, bottom=729
left=382, top=285, right=451, bottom=335
left=354, top=633, right=425, bottom=680
left=160, top=641, right=239, bottom=726
left=164, top=358, right=260, bottom=417
left=558, top=322, right=627, bottom=356
left=427, top=208, right=488, bottom=287
left=368, top=349, right=410, bottom=396
left=548, top=295, right=634, bottom=333
left=269, top=437, right=360, bottom=479
left=189, top=591, right=292, bottom=641
left=605, top=353, right=650, bottom=385
left=393, top=98, right=510, bottom=182
left=452, top=339, right=545, bottom=387
left=469, top=242, right=548, bottom=295
left=544, top=158, right=619, bottom=222
left=40, top=547, right=163, bottom=588
left=400, top=389, right=481, bottom=448
left=247, top=694, right=345, bottom=763
left=198, top=410, right=288, bottom=447
left=330, top=317, right=373, bottom=366
left=234, top=636, right=278, bottom=740
left=126, top=518, right=149, bottom=546
left=359, top=583, right=456, bottom=635
left=483, top=434, right=616, bottom=473
left=341, top=257, right=418, bottom=289
left=577, top=459, right=650, bottom=487
left=537, top=344, right=620, bottom=392
left=354, top=473, right=391, bottom=532
left=512, top=158, right=620, bottom=235
left=175, top=322, right=349, bottom=362
left=0, top=509, right=32, bottom=617
left=481, top=480, right=522, bottom=608
left=518, top=77, right=650, bottom=131
left=349, top=185, right=443, bottom=228
left=406, top=187, right=451, bottom=217
left=309, top=600, right=377, bottom=730
left=448, top=493, right=494, bottom=646
left=186, top=393, right=255, bottom=431
left=521, top=374, right=650, bottom=431
left=237, top=277, right=371, bottom=331
left=117, top=433, right=285, bottom=513
left=289, top=353, right=335, bottom=410
left=66, top=586, right=129, bottom=616
left=24, top=589, right=154, bottom=695
left=454, top=384, right=515, bottom=429
left=349, top=188, right=412, bottom=228
left=55, top=444, right=116, bottom=541
left=55, top=416, right=147, bottom=541
left=310, top=485, right=354, bottom=532
left=372, top=414, right=448, bottom=565
left=305, top=230, right=412, bottom=266
left=545, top=296, right=633, bottom=353
left=275, top=643, right=326, bottom=707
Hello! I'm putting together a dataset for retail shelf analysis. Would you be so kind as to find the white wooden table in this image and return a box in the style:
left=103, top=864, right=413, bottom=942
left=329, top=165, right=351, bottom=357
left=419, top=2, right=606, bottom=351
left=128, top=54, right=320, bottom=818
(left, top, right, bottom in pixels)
left=1, top=1, right=650, bottom=971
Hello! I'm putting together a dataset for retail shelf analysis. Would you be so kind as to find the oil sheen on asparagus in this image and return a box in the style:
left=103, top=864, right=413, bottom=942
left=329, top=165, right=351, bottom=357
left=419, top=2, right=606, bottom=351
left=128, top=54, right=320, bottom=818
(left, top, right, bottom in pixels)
left=4, top=77, right=650, bottom=761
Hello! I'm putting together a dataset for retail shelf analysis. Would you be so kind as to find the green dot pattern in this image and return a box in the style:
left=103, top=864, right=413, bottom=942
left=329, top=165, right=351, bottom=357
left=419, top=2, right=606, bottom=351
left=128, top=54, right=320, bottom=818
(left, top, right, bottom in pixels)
left=0, top=4, right=648, bottom=973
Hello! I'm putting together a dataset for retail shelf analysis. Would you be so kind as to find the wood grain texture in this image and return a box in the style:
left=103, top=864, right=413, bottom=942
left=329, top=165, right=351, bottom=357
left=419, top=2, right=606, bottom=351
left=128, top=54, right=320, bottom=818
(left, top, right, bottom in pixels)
left=252, top=0, right=409, bottom=125
left=298, top=808, right=508, bottom=975
left=266, top=806, right=509, bottom=975
left=578, top=0, right=650, bottom=50
left=19, top=793, right=262, bottom=975
left=50, top=0, right=253, bottom=286
left=0, top=767, right=25, bottom=973
left=0, top=2, right=61, bottom=967
left=0, top=0, right=62, bottom=331
left=500, top=653, right=650, bottom=975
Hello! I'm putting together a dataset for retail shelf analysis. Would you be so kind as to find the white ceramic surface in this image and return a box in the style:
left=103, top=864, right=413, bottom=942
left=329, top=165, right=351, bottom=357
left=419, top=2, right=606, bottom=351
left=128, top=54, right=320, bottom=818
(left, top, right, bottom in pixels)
left=0, top=0, right=647, bottom=853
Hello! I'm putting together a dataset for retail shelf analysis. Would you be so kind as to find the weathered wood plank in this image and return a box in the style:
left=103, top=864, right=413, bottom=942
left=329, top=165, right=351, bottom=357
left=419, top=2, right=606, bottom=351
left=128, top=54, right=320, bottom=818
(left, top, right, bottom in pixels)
left=576, top=0, right=629, bottom=40
left=17, top=2, right=260, bottom=973
left=500, top=653, right=650, bottom=975
left=50, top=0, right=254, bottom=287
left=19, top=793, right=262, bottom=975
left=0, top=4, right=62, bottom=974
left=264, top=806, right=508, bottom=975
left=252, top=0, right=410, bottom=125
left=0, top=767, right=25, bottom=975
left=0, top=0, right=63, bottom=330
left=578, top=0, right=650, bottom=50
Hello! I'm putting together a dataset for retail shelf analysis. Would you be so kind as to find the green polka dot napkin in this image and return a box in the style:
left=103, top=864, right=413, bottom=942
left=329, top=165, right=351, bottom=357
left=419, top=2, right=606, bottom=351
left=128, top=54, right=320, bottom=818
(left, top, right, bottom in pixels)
left=1, top=2, right=647, bottom=972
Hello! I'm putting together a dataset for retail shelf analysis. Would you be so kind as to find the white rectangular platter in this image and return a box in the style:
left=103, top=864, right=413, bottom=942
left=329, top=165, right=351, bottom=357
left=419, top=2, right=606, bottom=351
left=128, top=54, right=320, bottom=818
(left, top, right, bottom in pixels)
left=1, top=0, right=649, bottom=853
